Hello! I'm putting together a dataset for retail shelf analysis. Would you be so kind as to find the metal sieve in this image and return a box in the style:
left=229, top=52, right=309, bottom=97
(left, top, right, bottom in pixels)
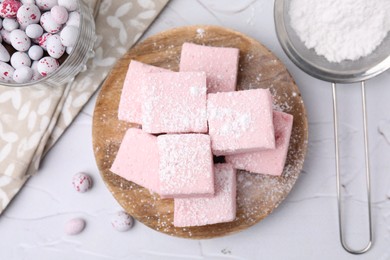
left=274, top=0, right=390, bottom=255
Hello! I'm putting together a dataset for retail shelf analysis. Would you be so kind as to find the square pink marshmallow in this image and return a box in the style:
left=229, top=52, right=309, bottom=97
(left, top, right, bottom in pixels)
left=157, top=134, right=214, bottom=198
left=141, top=72, right=208, bottom=134
left=110, top=128, right=160, bottom=193
left=207, top=88, right=275, bottom=156
left=174, top=163, right=237, bottom=227
left=180, top=42, right=239, bottom=93
left=118, top=60, right=170, bottom=124
left=226, top=111, right=293, bottom=176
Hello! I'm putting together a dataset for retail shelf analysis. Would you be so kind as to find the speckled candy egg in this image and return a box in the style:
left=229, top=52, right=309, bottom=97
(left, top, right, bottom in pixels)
left=65, top=11, right=79, bottom=27
left=111, top=211, right=134, bottom=232
left=10, top=29, right=31, bottom=51
left=28, top=45, right=43, bottom=60
left=2, top=18, right=19, bottom=31
left=11, top=51, right=31, bottom=68
left=0, top=43, right=10, bottom=62
left=65, top=218, right=86, bottom=235
left=58, top=0, right=77, bottom=12
left=17, top=4, right=41, bottom=27
left=60, top=25, right=77, bottom=47
left=0, top=0, right=22, bottom=18
left=25, top=23, right=43, bottom=38
left=38, top=32, right=51, bottom=50
left=37, top=56, right=58, bottom=76
left=36, top=0, right=57, bottom=11
left=40, top=11, right=61, bottom=33
left=13, top=65, right=33, bottom=83
left=51, top=5, right=68, bottom=24
left=46, top=34, right=64, bottom=58
left=0, top=28, right=11, bottom=44
left=72, top=172, right=93, bottom=193
left=0, top=61, right=14, bottom=81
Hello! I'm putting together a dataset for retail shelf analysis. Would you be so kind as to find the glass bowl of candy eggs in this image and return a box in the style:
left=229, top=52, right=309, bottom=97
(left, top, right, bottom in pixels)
left=0, top=0, right=96, bottom=87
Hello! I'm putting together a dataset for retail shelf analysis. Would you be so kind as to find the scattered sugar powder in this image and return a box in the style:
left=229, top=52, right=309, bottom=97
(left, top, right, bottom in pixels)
left=289, top=0, right=390, bottom=63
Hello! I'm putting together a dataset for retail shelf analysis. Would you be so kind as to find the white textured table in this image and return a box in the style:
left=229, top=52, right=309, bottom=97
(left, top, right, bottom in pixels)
left=1, top=1, right=390, bottom=259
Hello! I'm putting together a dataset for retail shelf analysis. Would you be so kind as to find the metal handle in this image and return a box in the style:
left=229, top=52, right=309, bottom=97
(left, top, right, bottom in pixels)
left=332, top=82, right=373, bottom=254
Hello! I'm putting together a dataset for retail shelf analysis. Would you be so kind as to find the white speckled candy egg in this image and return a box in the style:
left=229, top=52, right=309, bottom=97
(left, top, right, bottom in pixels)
left=0, top=43, right=10, bottom=62
left=65, top=11, right=79, bottom=27
left=40, top=11, right=61, bottom=33
left=10, top=29, right=31, bottom=51
left=111, top=211, right=134, bottom=232
left=25, top=23, right=43, bottom=38
left=28, top=44, right=43, bottom=60
left=13, top=65, right=33, bottom=83
left=0, top=28, right=11, bottom=44
left=37, top=32, right=51, bottom=50
left=65, top=218, right=86, bottom=235
left=60, top=25, right=77, bottom=47
left=72, top=172, right=92, bottom=193
left=0, top=61, right=14, bottom=81
left=0, top=0, right=22, bottom=18
left=37, top=56, right=58, bottom=76
left=35, top=0, right=57, bottom=11
left=17, top=4, right=41, bottom=27
left=51, top=5, right=68, bottom=24
left=2, top=18, right=19, bottom=31
left=46, top=34, right=64, bottom=58
left=58, top=0, right=77, bottom=12
left=31, top=60, right=42, bottom=80
left=11, top=51, right=31, bottom=68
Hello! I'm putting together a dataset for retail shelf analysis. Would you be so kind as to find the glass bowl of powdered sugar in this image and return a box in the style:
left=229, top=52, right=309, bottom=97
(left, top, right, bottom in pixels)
left=274, top=0, right=390, bottom=83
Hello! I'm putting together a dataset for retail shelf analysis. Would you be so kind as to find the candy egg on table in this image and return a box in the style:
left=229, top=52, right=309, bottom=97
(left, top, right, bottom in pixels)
left=35, top=0, right=57, bottom=11
left=0, top=61, right=14, bottom=81
left=0, top=0, right=22, bottom=18
left=72, top=172, right=93, bottom=193
left=13, top=65, right=33, bottom=83
left=65, top=218, right=86, bottom=235
left=60, top=25, right=78, bottom=47
left=0, top=29, right=11, bottom=44
left=0, top=43, right=10, bottom=62
left=2, top=18, right=19, bottom=31
left=51, top=5, right=68, bottom=25
left=40, top=11, right=61, bottom=33
left=37, top=56, right=58, bottom=76
left=17, top=3, right=41, bottom=27
left=28, top=45, right=43, bottom=60
left=25, top=23, right=43, bottom=38
left=66, top=11, right=80, bottom=27
left=10, top=29, right=31, bottom=51
left=58, top=0, right=78, bottom=12
left=46, top=34, right=65, bottom=59
left=11, top=51, right=31, bottom=68
left=111, top=211, right=134, bottom=232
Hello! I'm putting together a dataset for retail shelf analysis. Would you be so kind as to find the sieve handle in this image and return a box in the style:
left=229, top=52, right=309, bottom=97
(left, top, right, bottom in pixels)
left=332, top=81, right=373, bottom=254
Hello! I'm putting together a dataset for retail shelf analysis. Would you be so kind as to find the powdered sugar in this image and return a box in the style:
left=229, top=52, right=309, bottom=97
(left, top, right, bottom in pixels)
left=289, top=0, right=390, bottom=62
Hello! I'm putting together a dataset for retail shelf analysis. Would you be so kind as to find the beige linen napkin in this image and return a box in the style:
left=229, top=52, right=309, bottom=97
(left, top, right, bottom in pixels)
left=0, top=0, right=169, bottom=214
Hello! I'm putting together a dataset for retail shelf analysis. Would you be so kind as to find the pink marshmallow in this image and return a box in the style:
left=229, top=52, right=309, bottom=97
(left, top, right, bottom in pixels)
left=179, top=42, right=239, bottom=93
left=142, top=71, right=208, bottom=134
left=174, top=163, right=237, bottom=227
left=207, top=89, right=275, bottom=156
left=110, top=128, right=160, bottom=194
left=226, top=111, right=293, bottom=176
left=157, top=134, right=214, bottom=198
left=118, top=60, right=170, bottom=124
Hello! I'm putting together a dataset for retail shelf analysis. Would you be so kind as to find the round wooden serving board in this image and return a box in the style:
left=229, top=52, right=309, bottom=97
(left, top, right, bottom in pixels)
left=92, top=25, right=308, bottom=239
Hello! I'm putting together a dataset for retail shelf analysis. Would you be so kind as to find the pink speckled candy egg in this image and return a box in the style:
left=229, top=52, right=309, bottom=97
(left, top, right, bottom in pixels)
left=17, top=4, right=41, bottom=27
left=0, top=29, right=11, bottom=44
left=58, top=0, right=78, bottom=12
left=2, top=18, right=19, bottom=31
left=36, top=0, right=57, bottom=11
left=37, top=56, right=58, bottom=76
left=31, top=60, right=42, bottom=80
left=60, top=25, right=77, bottom=47
left=0, top=43, right=10, bottom=62
left=72, top=172, right=93, bottom=193
left=111, top=211, right=134, bottom=232
left=0, top=61, right=15, bottom=81
left=10, top=29, right=31, bottom=51
left=0, top=0, right=22, bottom=18
left=66, top=11, right=79, bottom=27
left=28, top=45, right=43, bottom=60
left=25, top=23, right=43, bottom=38
left=51, top=5, right=68, bottom=24
left=65, top=218, right=86, bottom=235
left=40, top=11, right=61, bottom=33
left=11, top=51, right=31, bottom=68
left=13, top=65, right=33, bottom=83
left=46, top=34, right=64, bottom=59
left=37, top=32, right=51, bottom=50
